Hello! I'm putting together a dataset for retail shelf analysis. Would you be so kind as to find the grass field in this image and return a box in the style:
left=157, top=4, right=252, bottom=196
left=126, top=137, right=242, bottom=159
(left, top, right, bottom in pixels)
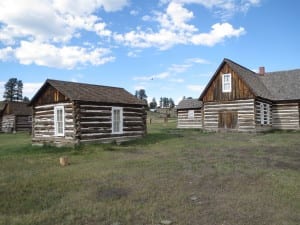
left=0, top=119, right=299, bottom=225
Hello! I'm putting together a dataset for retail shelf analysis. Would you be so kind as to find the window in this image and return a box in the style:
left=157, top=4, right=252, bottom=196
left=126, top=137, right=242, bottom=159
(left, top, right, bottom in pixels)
left=54, top=106, right=65, bottom=136
left=112, top=107, right=123, bottom=134
left=222, top=73, right=232, bottom=93
left=188, top=110, right=194, bottom=119
left=260, top=103, right=271, bottom=125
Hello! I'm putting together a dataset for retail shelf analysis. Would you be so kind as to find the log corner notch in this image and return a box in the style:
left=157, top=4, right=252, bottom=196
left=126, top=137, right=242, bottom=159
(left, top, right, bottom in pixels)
left=30, top=79, right=148, bottom=146
left=73, top=101, right=81, bottom=140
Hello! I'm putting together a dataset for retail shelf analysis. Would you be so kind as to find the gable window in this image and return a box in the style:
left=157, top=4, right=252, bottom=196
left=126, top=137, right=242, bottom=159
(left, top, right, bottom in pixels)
left=112, top=107, right=123, bottom=134
left=54, top=105, right=65, bottom=136
left=222, top=73, right=232, bottom=93
left=188, top=110, right=195, bottom=119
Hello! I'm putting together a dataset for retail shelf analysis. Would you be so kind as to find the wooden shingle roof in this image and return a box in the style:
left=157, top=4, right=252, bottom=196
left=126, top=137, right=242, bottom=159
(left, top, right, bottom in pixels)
left=200, top=58, right=300, bottom=102
left=0, top=101, right=32, bottom=116
left=30, top=79, right=146, bottom=106
left=224, top=58, right=273, bottom=99
left=177, top=99, right=202, bottom=110
left=260, top=69, right=300, bottom=101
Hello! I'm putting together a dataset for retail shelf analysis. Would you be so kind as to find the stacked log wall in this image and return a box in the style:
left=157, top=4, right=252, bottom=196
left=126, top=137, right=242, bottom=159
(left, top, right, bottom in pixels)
left=1, top=115, right=15, bottom=132
left=76, top=103, right=146, bottom=143
left=203, top=99, right=255, bottom=132
left=32, top=102, right=75, bottom=145
left=272, top=103, right=300, bottom=130
left=254, top=100, right=272, bottom=132
left=177, top=109, right=202, bottom=129
left=16, top=116, right=32, bottom=132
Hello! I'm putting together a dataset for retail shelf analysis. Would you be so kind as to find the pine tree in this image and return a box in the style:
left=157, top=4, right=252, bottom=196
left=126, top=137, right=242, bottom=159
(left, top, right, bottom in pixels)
left=149, top=98, right=157, bottom=109
left=17, top=80, right=23, bottom=101
left=3, top=78, right=18, bottom=101
left=3, top=78, right=24, bottom=102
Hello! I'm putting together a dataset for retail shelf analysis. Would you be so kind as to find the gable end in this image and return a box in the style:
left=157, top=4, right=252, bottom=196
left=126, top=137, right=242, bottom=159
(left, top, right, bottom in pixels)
left=201, top=60, right=255, bottom=102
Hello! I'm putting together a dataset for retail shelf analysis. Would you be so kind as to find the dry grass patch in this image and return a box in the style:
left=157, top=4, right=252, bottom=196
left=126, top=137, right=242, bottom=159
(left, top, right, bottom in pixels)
left=0, top=125, right=299, bottom=225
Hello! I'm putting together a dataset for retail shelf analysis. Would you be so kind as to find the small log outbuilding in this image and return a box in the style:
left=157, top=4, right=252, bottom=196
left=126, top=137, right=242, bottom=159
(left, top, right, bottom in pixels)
left=0, top=101, right=32, bottom=133
left=177, top=99, right=202, bottom=129
left=198, top=58, right=300, bottom=132
left=29, top=79, right=147, bottom=146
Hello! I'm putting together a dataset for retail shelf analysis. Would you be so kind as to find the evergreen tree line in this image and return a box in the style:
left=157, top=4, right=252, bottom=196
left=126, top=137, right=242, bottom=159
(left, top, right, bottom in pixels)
left=149, top=97, right=175, bottom=109
left=135, top=89, right=175, bottom=109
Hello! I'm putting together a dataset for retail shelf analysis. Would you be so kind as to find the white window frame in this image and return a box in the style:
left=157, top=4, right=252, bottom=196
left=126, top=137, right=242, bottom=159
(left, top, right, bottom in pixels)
left=188, top=110, right=195, bottom=119
left=54, top=105, right=65, bottom=136
left=222, top=73, right=232, bottom=93
left=260, top=102, right=270, bottom=125
left=112, top=107, right=123, bottom=134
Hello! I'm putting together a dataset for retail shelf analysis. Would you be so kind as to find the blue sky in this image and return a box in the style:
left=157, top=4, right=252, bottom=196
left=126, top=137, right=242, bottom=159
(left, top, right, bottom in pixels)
left=0, top=0, right=299, bottom=104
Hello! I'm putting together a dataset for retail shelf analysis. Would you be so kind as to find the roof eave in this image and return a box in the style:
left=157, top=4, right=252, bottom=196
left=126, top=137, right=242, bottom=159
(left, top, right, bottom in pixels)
left=199, top=59, right=227, bottom=100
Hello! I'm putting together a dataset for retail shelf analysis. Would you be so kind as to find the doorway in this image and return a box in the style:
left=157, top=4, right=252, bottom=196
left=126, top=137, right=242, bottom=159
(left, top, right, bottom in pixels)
left=218, top=111, right=238, bottom=129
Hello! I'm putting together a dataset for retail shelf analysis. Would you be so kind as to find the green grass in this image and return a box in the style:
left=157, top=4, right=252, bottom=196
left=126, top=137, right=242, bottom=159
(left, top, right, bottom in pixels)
left=0, top=124, right=299, bottom=225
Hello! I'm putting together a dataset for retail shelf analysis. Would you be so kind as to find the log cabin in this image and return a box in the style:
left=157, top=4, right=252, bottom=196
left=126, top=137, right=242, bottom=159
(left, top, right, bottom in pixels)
left=29, top=79, right=147, bottom=146
left=0, top=101, right=32, bottom=133
left=198, top=58, right=300, bottom=132
left=177, top=99, right=202, bottom=129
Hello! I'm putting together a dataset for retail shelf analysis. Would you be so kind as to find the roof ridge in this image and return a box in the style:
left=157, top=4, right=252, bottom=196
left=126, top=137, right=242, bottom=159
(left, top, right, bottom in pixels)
left=224, top=58, right=256, bottom=75
left=46, top=79, right=124, bottom=90
left=265, top=68, right=300, bottom=74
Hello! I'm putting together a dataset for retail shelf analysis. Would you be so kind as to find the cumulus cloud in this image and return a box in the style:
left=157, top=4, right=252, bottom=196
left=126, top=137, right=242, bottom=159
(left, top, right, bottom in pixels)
left=161, top=0, right=261, bottom=19
left=14, top=41, right=115, bottom=69
left=0, top=0, right=254, bottom=68
left=0, top=47, right=14, bottom=61
left=114, top=2, right=245, bottom=50
left=0, top=0, right=121, bottom=44
left=191, top=22, right=245, bottom=46
left=0, top=0, right=128, bottom=68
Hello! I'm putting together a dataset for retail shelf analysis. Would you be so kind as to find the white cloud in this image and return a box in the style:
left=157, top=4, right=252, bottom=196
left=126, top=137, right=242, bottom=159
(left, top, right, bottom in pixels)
left=23, top=82, right=43, bottom=99
left=14, top=41, right=115, bottom=69
left=191, top=22, right=245, bottom=46
left=187, top=84, right=205, bottom=92
left=162, top=0, right=260, bottom=19
left=0, top=0, right=71, bottom=43
left=158, top=2, right=197, bottom=32
left=186, top=58, right=210, bottom=64
left=114, top=2, right=245, bottom=50
left=0, top=0, right=120, bottom=44
left=0, top=0, right=254, bottom=68
left=53, top=0, right=129, bottom=15
left=0, top=82, right=5, bottom=100
left=169, top=58, right=210, bottom=73
left=130, top=10, right=139, bottom=16
left=169, top=64, right=191, bottom=73
left=133, top=72, right=170, bottom=81
left=0, top=47, right=14, bottom=61
left=170, top=78, right=184, bottom=83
